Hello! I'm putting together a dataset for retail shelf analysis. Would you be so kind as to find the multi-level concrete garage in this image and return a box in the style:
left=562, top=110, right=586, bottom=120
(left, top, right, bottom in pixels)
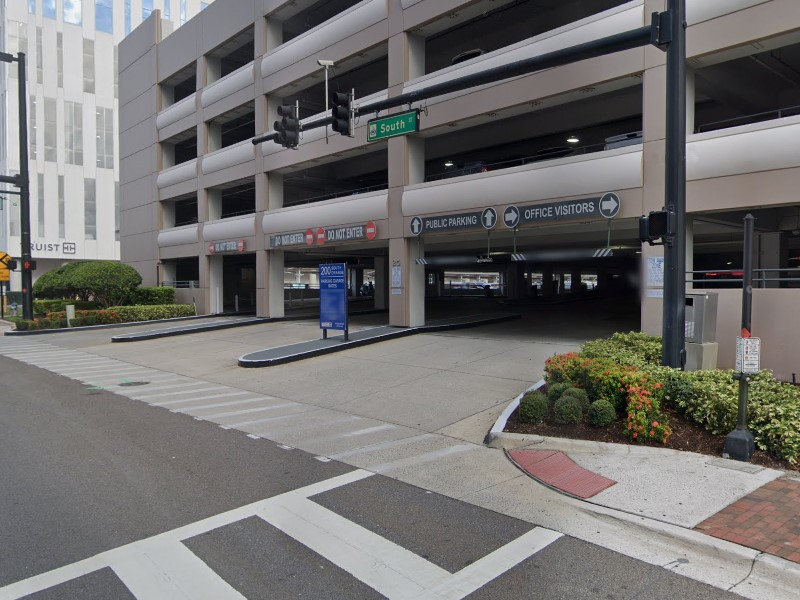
left=120, top=0, right=800, bottom=378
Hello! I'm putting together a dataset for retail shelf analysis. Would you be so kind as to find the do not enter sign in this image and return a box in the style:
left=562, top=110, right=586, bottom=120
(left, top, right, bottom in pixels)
left=365, top=221, right=377, bottom=241
left=305, top=229, right=314, bottom=246
left=316, top=228, right=327, bottom=245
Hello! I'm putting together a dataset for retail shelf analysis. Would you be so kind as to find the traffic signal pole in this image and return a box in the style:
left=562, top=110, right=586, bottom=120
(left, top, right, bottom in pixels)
left=661, top=0, right=687, bottom=368
left=17, top=52, right=33, bottom=320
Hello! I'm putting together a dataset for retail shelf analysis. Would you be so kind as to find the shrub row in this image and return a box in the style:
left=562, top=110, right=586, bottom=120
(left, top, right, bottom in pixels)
left=34, top=299, right=101, bottom=315
left=15, top=304, right=195, bottom=331
left=518, top=384, right=617, bottom=429
left=16, top=309, right=122, bottom=330
left=106, top=304, right=196, bottom=322
left=129, top=287, right=176, bottom=305
left=545, top=331, right=800, bottom=463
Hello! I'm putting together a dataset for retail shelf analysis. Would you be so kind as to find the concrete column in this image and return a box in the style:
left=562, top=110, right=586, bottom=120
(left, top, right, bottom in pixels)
left=207, top=122, right=222, bottom=153
left=759, top=232, right=788, bottom=288
left=256, top=249, right=268, bottom=317
left=206, top=56, right=221, bottom=85
left=686, top=66, right=695, bottom=135
left=207, top=188, right=221, bottom=221
left=389, top=237, right=425, bottom=327
left=267, top=172, right=283, bottom=211
left=265, top=18, right=283, bottom=53
left=266, top=249, right=285, bottom=318
left=208, top=254, right=223, bottom=314
left=374, top=255, right=389, bottom=310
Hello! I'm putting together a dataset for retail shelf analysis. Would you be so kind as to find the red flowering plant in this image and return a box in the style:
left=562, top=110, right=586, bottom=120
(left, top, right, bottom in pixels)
left=544, top=352, right=592, bottom=389
left=624, top=383, right=671, bottom=444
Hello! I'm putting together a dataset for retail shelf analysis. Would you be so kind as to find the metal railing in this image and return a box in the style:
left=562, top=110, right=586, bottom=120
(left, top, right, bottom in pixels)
left=161, top=280, right=200, bottom=288
left=425, top=142, right=610, bottom=182
left=695, top=104, right=800, bottom=133
left=687, top=268, right=800, bottom=287
left=286, top=183, right=388, bottom=206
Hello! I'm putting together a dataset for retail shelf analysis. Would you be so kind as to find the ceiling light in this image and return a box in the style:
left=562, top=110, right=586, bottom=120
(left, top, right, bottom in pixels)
left=444, top=160, right=454, bottom=167
left=567, top=136, right=579, bottom=144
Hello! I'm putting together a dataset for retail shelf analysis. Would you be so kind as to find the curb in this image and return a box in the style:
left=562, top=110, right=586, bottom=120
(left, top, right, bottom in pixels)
left=483, top=378, right=545, bottom=444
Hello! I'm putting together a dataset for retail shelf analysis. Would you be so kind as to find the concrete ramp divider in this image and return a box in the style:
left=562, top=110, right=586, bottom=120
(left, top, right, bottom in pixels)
left=237, top=313, right=521, bottom=368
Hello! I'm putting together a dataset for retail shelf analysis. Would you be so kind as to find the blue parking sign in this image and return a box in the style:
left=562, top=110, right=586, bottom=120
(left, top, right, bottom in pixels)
left=319, top=263, right=347, bottom=333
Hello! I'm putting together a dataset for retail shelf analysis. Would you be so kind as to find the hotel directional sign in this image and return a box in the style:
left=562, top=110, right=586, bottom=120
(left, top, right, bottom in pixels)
left=367, top=110, right=420, bottom=142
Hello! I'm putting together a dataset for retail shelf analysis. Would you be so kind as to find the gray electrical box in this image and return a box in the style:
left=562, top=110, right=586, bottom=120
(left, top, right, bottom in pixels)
left=685, top=291, right=718, bottom=344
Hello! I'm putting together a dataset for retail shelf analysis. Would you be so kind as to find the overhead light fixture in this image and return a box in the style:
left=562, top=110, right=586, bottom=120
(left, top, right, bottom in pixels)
left=726, top=261, right=733, bottom=265
left=444, top=160, right=454, bottom=167
left=567, top=136, right=580, bottom=144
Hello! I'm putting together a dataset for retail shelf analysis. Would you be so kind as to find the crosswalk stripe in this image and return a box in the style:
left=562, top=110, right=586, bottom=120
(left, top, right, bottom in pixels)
left=111, top=540, right=245, bottom=600
left=184, top=397, right=283, bottom=412
left=148, top=390, right=250, bottom=406
left=197, top=402, right=297, bottom=420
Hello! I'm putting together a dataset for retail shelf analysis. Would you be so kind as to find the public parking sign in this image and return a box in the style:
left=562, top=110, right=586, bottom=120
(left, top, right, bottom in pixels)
left=319, top=263, right=348, bottom=333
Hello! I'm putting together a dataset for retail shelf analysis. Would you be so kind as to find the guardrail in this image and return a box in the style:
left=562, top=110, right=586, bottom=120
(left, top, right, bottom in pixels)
left=687, top=268, right=800, bottom=287
left=161, top=280, right=200, bottom=289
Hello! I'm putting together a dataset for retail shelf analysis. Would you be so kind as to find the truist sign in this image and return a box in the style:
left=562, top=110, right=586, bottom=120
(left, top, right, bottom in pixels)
left=31, top=240, right=79, bottom=257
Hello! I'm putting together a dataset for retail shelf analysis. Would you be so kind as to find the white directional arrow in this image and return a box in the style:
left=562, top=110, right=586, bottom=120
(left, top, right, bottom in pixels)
left=599, top=193, right=621, bottom=219
left=503, top=206, right=520, bottom=228
left=410, top=216, right=423, bottom=236
left=481, top=208, right=497, bottom=229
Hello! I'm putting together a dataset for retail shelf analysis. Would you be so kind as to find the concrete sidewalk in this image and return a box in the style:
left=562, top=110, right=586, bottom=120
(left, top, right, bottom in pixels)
left=489, top=428, right=800, bottom=572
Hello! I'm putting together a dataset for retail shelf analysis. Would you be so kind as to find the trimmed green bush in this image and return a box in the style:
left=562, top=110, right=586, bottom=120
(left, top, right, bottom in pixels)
left=553, top=395, right=583, bottom=425
left=582, top=331, right=662, bottom=368
left=560, top=387, right=590, bottom=413
left=130, top=286, right=176, bottom=305
left=519, top=391, right=548, bottom=423
left=34, top=299, right=101, bottom=315
left=546, top=382, right=573, bottom=405
left=33, top=261, right=142, bottom=307
left=107, top=304, right=196, bottom=322
left=588, top=399, right=617, bottom=427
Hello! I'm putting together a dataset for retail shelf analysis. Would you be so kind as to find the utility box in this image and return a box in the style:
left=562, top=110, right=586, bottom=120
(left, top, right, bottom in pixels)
left=685, top=291, right=718, bottom=343
left=685, top=291, right=719, bottom=371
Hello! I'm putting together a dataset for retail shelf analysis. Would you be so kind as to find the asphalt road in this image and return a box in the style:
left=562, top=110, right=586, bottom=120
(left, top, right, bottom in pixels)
left=0, top=354, right=737, bottom=599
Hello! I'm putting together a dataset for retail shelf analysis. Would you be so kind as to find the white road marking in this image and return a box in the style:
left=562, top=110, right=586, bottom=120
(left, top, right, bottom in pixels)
left=111, top=540, right=245, bottom=600
left=247, top=434, right=260, bottom=440
left=341, top=424, right=397, bottom=437
left=133, top=386, right=229, bottom=401
left=181, top=397, right=280, bottom=412
left=327, top=433, right=438, bottom=460
left=371, top=444, right=479, bottom=474
left=148, top=390, right=250, bottom=406
left=224, top=410, right=317, bottom=429
left=194, top=402, right=297, bottom=420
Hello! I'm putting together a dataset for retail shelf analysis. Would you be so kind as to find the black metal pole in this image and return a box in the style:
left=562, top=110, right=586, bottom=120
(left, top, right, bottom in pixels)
left=661, top=0, right=686, bottom=369
left=724, top=214, right=756, bottom=461
left=17, top=53, right=33, bottom=321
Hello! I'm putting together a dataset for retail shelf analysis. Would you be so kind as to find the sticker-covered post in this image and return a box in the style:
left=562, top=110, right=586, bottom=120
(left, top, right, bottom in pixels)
left=724, top=213, right=756, bottom=462
left=319, top=263, right=348, bottom=341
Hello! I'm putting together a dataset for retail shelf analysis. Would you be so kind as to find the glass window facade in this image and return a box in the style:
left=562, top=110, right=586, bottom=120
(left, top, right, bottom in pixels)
left=115, top=182, right=120, bottom=241
left=38, top=174, right=45, bottom=237
left=36, top=27, right=43, bottom=84
left=63, top=0, right=82, bottom=25
left=96, top=107, right=114, bottom=169
left=180, top=0, right=186, bottom=25
left=96, top=0, right=113, bottom=34
left=28, top=0, right=36, bottom=14
left=57, top=32, right=63, bottom=87
left=125, top=0, right=131, bottom=35
left=9, top=172, right=20, bottom=236
left=59, top=175, right=65, bottom=238
left=44, top=98, right=57, bottom=161
left=83, top=39, right=94, bottom=93
left=143, top=0, right=153, bottom=19
left=163, top=0, right=170, bottom=20
left=65, top=101, right=83, bottom=165
left=43, top=0, right=55, bottom=19
left=9, top=22, right=27, bottom=79
left=30, top=96, right=37, bottom=160
left=84, top=178, right=96, bottom=240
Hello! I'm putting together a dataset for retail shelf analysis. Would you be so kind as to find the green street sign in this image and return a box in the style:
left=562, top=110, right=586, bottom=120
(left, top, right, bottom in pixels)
left=367, top=110, right=420, bottom=142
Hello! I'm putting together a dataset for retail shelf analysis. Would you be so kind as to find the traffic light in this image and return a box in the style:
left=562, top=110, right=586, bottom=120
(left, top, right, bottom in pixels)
left=273, top=103, right=300, bottom=149
left=331, top=90, right=354, bottom=137
left=639, top=210, right=671, bottom=246
left=21, top=259, right=36, bottom=270
left=6, top=259, right=17, bottom=270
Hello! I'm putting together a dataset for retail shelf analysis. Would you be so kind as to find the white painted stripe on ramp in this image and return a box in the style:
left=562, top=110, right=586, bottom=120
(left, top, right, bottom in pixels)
left=197, top=402, right=296, bottom=420
left=130, top=385, right=225, bottom=400
left=184, top=396, right=279, bottom=412
left=148, top=390, right=248, bottom=405
left=326, top=433, right=438, bottom=460
left=371, top=444, right=479, bottom=474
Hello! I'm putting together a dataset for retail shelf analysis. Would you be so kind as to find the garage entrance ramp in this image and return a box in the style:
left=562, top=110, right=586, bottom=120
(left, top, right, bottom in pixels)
left=238, top=313, right=520, bottom=367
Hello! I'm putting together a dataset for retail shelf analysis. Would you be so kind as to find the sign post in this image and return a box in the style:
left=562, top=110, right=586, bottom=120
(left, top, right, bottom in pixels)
left=724, top=214, right=756, bottom=461
left=319, top=263, right=348, bottom=341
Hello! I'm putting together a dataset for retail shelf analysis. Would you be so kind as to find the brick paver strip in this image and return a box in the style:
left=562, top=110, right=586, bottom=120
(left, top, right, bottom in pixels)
left=506, top=449, right=617, bottom=499
left=696, top=477, right=800, bottom=563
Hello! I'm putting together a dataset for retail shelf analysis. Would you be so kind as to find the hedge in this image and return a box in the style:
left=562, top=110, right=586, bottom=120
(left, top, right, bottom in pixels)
left=545, top=331, right=800, bottom=463
left=130, top=286, right=176, bottom=305
left=33, top=261, right=142, bottom=307
left=107, top=304, right=196, bottom=321
left=34, top=299, right=101, bottom=315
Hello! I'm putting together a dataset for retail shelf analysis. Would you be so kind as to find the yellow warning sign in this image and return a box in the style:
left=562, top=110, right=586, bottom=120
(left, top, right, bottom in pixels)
left=0, top=251, right=11, bottom=282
